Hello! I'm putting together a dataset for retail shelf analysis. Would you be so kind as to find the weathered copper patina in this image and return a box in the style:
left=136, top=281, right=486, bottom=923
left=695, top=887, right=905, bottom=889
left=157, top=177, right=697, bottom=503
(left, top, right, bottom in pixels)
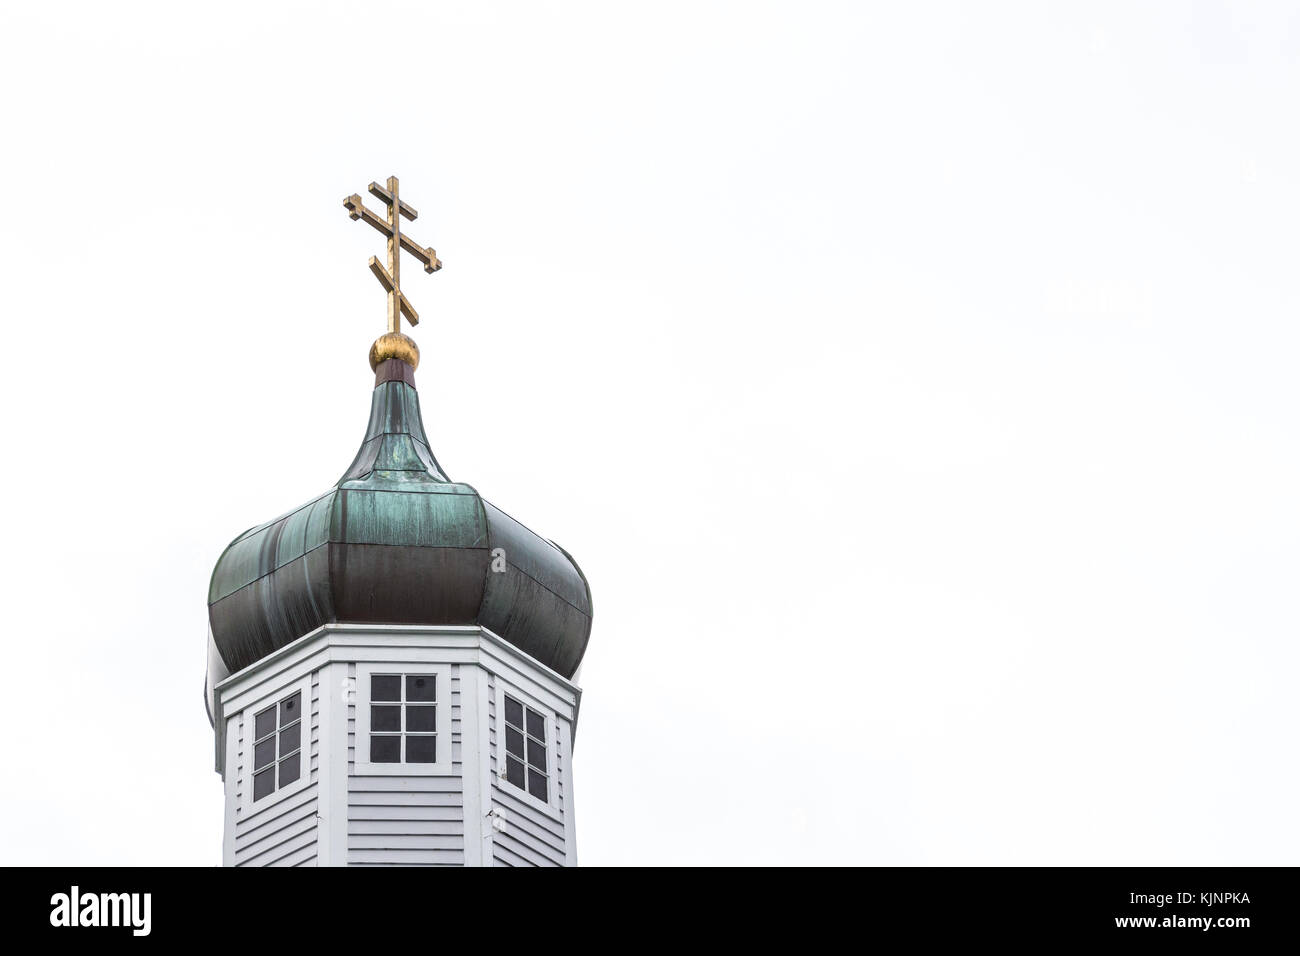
left=205, top=361, right=592, bottom=717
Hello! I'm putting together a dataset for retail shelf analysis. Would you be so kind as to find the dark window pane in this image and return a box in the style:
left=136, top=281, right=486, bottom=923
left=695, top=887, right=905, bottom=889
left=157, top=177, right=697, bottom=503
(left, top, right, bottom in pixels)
left=504, top=696, right=523, bottom=730
left=371, top=674, right=401, bottom=701
left=254, top=706, right=276, bottom=742
left=371, top=735, right=400, bottom=763
left=527, top=736, right=547, bottom=771
left=280, top=692, right=301, bottom=726
left=371, top=705, right=401, bottom=732
left=527, top=770, right=548, bottom=801
left=406, top=674, right=436, bottom=701
left=278, top=752, right=301, bottom=787
left=279, top=723, right=301, bottom=757
left=505, top=726, right=525, bottom=759
left=253, top=768, right=274, bottom=801
left=254, top=737, right=276, bottom=772
left=406, top=736, right=436, bottom=763
left=525, top=708, right=546, bottom=741
left=506, top=756, right=525, bottom=789
left=406, top=705, right=436, bottom=732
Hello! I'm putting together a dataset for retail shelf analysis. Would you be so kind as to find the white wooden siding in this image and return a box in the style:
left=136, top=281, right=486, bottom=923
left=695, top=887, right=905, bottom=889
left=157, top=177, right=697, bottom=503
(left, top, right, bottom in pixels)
left=346, top=666, right=465, bottom=866
left=216, top=625, right=581, bottom=867
left=488, top=672, right=571, bottom=867
left=231, top=669, right=320, bottom=867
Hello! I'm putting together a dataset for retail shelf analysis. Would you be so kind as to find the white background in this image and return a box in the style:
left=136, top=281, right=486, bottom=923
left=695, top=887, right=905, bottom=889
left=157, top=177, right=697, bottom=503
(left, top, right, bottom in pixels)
left=0, top=2, right=1296, bottom=865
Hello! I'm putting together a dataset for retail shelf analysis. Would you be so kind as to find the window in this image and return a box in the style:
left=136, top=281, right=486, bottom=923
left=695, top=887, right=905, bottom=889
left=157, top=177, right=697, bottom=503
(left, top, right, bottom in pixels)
left=354, top=663, right=451, bottom=775
left=369, top=673, right=437, bottom=764
left=252, top=689, right=303, bottom=802
left=503, top=694, right=549, bottom=801
left=238, top=675, right=312, bottom=812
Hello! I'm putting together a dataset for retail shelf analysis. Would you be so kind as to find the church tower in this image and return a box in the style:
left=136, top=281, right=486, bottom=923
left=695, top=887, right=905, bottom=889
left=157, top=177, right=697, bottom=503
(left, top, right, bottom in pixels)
left=204, top=178, right=593, bottom=866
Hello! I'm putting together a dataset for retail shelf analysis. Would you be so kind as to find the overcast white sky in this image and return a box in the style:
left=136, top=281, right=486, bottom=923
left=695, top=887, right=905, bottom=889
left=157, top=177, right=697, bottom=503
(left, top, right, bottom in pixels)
left=1, top=1, right=1297, bottom=865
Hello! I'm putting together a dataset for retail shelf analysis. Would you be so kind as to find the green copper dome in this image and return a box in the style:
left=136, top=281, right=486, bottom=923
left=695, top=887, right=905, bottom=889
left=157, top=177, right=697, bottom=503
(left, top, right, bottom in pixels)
left=204, top=359, right=593, bottom=718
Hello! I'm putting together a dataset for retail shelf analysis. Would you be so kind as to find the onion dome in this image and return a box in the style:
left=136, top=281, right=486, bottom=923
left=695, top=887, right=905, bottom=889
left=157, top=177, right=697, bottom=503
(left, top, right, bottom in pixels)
left=204, top=343, right=593, bottom=718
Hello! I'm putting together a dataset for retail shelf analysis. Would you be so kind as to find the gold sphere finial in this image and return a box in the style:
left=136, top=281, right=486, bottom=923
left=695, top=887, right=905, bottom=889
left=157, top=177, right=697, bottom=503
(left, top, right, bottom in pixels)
left=369, top=332, right=420, bottom=371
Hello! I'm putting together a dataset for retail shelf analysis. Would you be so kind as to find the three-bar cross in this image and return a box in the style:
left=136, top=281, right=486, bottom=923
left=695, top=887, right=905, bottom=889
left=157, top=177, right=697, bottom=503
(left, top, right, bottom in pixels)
left=343, top=176, right=442, bottom=334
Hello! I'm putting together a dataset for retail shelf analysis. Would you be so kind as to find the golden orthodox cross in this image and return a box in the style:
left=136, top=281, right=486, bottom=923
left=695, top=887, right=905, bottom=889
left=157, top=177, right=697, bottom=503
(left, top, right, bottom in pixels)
left=343, top=176, right=442, bottom=333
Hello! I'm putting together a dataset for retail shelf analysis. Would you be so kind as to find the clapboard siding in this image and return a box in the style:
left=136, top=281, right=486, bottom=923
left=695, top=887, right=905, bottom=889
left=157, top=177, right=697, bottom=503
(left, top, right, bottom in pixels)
left=242, top=827, right=318, bottom=868
left=218, top=626, right=581, bottom=867
left=349, top=787, right=461, bottom=804
left=231, top=669, right=320, bottom=867
left=488, top=672, right=568, bottom=867
left=494, top=794, right=566, bottom=851
left=350, top=819, right=464, bottom=834
left=487, top=676, right=497, bottom=776
left=491, top=788, right=564, bottom=867
left=347, top=661, right=356, bottom=770
left=234, top=713, right=243, bottom=807
left=310, top=671, right=320, bottom=780
left=347, top=855, right=462, bottom=866
left=349, top=804, right=462, bottom=821
left=494, top=841, right=554, bottom=868
left=235, top=788, right=318, bottom=848
left=238, top=804, right=318, bottom=862
left=349, top=834, right=463, bottom=850
left=493, top=843, right=547, bottom=868
left=347, top=666, right=465, bottom=866
left=493, top=811, right=564, bottom=860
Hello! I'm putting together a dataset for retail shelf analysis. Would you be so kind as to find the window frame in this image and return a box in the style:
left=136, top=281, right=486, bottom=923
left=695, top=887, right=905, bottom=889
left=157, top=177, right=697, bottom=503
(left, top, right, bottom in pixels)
left=240, top=675, right=313, bottom=814
left=354, top=663, right=453, bottom=776
left=494, top=682, right=562, bottom=817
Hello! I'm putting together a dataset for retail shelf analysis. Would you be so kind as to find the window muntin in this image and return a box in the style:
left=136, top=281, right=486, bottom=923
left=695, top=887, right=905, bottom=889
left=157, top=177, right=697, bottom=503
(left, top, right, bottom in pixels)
left=252, top=690, right=302, bottom=802
left=503, top=694, right=548, bottom=801
left=369, top=673, right=437, bottom=765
